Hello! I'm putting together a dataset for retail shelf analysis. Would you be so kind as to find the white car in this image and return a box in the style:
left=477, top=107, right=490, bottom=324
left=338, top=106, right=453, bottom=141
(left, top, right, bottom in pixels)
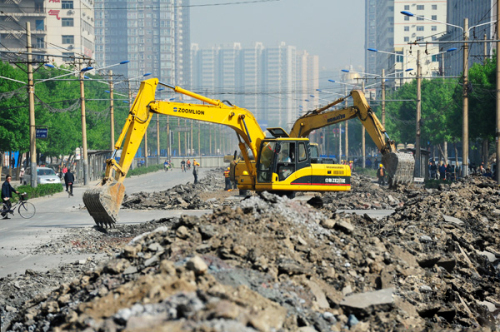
left=23, top=167, right=62, bottom=185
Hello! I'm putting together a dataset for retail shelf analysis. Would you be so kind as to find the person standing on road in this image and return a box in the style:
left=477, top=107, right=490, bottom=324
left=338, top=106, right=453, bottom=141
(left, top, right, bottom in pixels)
left=64, top=169, right=75, bottom=196
left=376, top=164, right=385, bottom=185
left=439, top=162, right=446, bottom=180
left=192, top=161, right=198, bottom=184
left=2, top=175, right=19, bottom=219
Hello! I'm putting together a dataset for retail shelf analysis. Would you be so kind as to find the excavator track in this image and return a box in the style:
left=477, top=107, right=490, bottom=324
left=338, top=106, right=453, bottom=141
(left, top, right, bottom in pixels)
left=382, top=152, right=415, bottom=185
left=83, top=181, right=125, bottom=228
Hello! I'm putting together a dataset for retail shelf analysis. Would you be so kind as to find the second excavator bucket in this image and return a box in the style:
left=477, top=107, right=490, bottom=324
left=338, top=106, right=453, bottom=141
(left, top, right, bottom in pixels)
left=83, top=180, right=126, bottom=228
left=382, top=152, right=415, bottom=185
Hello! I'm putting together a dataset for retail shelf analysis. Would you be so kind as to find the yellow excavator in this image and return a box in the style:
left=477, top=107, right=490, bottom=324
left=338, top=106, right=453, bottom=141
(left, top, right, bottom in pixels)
left=83, top=78, right=351, bottom=227
left=232, top=90, right=414, bottom=190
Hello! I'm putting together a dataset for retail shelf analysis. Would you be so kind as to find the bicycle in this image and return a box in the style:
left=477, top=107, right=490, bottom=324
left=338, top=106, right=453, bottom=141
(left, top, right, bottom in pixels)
left=2, top=193, right=36, bottom=219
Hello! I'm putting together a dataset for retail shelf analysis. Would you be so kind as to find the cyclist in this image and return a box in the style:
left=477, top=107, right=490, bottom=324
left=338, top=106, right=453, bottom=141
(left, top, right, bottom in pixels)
left=2, top=175, right=20, bottom=219
left=164, top=159, right=169, bottom=172
left=181, top=159, right=186, bottom=172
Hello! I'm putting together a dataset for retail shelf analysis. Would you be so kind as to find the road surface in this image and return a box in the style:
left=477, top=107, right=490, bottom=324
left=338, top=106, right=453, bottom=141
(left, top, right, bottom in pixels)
left=0, top=168, right=214, bottom=278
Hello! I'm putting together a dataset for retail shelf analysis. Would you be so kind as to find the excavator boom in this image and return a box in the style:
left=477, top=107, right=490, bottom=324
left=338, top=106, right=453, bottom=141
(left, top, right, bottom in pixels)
left=84, top=78, right=266, bottom=227
left=288, top=90, right=414, bottom=185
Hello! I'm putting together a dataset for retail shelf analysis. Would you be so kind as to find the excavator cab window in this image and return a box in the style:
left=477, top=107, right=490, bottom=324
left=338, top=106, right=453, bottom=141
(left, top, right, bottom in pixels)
left=277, top=142, right=296, bottom=181
left=257, top=141, right=277, bottom=183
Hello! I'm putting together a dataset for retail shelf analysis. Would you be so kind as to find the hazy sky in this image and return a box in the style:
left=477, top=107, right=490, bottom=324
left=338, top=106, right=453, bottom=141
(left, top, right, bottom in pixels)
left=190, top=0, right=365, bottom=72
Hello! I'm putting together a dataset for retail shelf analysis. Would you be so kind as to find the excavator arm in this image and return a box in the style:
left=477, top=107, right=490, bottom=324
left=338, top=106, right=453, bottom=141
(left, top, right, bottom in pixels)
left=288, top=90, right=414, bottom=184
left=84, top=78, right=266, bottom=227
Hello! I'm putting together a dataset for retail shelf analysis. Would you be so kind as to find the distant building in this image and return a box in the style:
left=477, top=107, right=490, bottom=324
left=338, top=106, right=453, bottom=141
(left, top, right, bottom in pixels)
left=440, top=0, right=496, bottom=77
left=0, top=0, right=95, bottom=64
left=191, top=42, right=317, bottom=131
left=94, top=0, right=190, bottom=86
left=365, top=0, right=447, bottom=89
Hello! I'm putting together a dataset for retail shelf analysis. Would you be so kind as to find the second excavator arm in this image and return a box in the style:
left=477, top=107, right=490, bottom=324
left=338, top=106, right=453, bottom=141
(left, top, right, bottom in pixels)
left=289, top=90, right=414, bottom=184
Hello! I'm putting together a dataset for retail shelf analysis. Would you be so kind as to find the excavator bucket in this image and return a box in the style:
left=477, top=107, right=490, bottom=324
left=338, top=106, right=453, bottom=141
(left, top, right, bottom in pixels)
left=382, top=152, right=415, bottom=185
left=83, top=180, right=126, bottom=228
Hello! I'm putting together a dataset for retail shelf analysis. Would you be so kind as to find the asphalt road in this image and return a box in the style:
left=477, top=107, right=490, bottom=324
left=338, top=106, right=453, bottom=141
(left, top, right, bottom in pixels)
left=0, top=168, right=214, bottom=278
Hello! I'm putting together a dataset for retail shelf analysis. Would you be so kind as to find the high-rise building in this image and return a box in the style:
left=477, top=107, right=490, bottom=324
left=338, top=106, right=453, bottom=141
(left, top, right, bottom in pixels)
left=94, top=0, right=189, bottom=85
left=440, top=0, right=495, bottom=77
left=297, top=50, right=319, bottom=116
left=365, top=0, right=378, bottom=75
left=191, top=42, right=317, bottom=131
left=365, top=0, right=447, bottom=88
left=262, top=42, right=297, bottom=129
left=0, top=0, right=95, bottom=64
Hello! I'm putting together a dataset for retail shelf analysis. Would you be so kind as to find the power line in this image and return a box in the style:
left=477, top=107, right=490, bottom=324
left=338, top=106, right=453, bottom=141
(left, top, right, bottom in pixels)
left=0, top=0, right=279, bottom=10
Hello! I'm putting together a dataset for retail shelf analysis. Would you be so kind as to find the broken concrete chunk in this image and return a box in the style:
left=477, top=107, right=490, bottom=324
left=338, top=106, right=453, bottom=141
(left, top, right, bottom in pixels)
left=443, top=215, right=464, bottom=226
left=340, top=288, right=395, bottom=310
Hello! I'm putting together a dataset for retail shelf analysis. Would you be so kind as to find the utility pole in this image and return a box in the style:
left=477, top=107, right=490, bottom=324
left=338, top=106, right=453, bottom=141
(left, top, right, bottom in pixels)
left=345, top=85, right=349, bottom=162
left=209, top=124, right=212, bottom=155
left=178, top=118, right=181, bottom=156
left=416, top=50, right=422, bottom=178
left=462, top=18, right=469, bottom=178
left=79, top=60, right=89, bottom=185
left=190, top=121, right=193, bottom=157
left=362, top=81, right=366, bottom=168
left=109, top=70, right=114, bottom=151
left=26, top=22, right=37, bottom=188
left=156, top=114, right=160, bottom=164
left=496, top=0, right=500, bottom=183
left=381, top=68, right=386, bottom=127
left=198, top=122, right=201, bottom=160
left=167, top=117, right=170, bottom=158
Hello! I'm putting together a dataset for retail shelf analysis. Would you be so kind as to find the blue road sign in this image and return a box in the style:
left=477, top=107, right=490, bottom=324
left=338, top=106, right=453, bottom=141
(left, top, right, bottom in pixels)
left=36, top=128, right=48, bottom=139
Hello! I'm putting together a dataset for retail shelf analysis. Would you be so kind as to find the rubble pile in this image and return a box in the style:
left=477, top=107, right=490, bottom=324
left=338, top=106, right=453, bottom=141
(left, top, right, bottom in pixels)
left=122, top=170, right=227, bottom=210
left=308, top=173, right=407, bottom=210
left=1, top=175, right=500, bottom=331
left=30, top=219, right=171, bottom=256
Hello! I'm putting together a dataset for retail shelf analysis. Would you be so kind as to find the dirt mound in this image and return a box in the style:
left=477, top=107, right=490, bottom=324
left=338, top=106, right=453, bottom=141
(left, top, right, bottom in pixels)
left=122, top=171, right=230, bottom=210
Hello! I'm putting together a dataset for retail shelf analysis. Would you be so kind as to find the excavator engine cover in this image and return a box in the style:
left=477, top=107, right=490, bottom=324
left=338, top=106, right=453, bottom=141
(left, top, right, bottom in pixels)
left=83, top=180, right=126, bottom=227
left=382, top=152, right=414, bottom=184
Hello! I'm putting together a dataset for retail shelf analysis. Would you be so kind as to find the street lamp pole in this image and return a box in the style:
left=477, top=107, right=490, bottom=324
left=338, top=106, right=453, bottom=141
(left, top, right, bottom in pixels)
left=416, top=50, right=422, bottom=178
left=463, top=18, right=470, bottom=178
left=26, top=22, right=37, bottom=187
left=109, top=70, right=114, bottom=151
left=381, top=68, right=386, bottom=127
left=79, top=61, right=89, bottom=185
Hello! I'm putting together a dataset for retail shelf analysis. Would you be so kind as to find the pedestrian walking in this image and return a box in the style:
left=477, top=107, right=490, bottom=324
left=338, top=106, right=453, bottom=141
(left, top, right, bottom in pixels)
left=224, top=167, right=231, bottom=191
left=376, top=164, right=385, bottom=185
left=64, top=169, right=75, bottom=196
left=430, top=162, right=437, bottom=179
left=187, top=159, right=191, bottom=170
left=439, top=162, right=446, bottom=180
left=10, top=156, right=15, bottom=169
left=1, top=175, right=19, bottom=219
left=62, top=165, right=69, bottom=192
left=192, top=161, right=198, bottom=184
left=19, top=168, right=25, bottom=184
